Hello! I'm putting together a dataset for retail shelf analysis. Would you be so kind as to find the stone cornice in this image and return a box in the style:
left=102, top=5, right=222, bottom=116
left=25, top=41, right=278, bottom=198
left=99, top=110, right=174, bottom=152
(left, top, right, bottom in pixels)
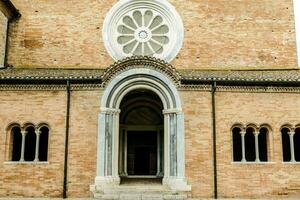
left=2, top=57, right=300, bottom=89
left=0, top=84, right=66, bottom=91
left=0, top=84, right=103, bottom=91
left=1, top=83, right=300, bottom=93
left=216, top=85, right=300, bottom=93
left=179, top=84, right=211, bottom=91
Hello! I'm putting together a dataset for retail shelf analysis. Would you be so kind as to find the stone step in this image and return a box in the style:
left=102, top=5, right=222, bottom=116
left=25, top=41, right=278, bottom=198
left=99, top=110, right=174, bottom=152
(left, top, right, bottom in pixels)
left=94, top=184, right=189, bottom=200
left=103, top=186, right=174, bottom=195
left=100, top=193, right=188, bottom=200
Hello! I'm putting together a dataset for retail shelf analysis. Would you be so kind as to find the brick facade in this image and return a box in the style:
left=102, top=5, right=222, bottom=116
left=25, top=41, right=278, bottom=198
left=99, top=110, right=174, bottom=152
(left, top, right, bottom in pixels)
left=0, top=0, right=300, bottom=199
left=0, top=90, right=66, bottom=197
left=1, top=88, right=300, bottom=198
left=7, top=0, right=298, bottom=69
left=0, top=11, right=7, bottom=67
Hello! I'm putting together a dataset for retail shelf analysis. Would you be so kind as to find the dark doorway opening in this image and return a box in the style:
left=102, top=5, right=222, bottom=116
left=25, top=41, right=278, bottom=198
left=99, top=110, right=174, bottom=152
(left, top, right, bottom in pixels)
left=127, top=131, right=157, bottom=175
left=119, top=90, right=164, bottom=180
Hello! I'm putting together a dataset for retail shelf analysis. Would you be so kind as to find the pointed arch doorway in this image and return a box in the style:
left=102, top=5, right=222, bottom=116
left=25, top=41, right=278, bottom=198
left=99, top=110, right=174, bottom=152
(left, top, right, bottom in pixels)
left=91, top=57, right=191, bottom=195
left=119, top=90, right=164, bottom=178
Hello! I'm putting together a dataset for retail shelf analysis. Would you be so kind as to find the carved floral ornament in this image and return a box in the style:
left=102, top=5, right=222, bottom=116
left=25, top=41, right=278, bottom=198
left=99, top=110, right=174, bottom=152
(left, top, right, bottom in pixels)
left=103, top=0, right=184, bottom=62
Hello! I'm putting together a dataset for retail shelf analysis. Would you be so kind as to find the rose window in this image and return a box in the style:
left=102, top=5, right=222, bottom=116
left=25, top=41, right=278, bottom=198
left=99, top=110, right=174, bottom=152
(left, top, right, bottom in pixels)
left=103, top=0, right=184, bottom=62
left=117, top=10, right=170, bottom=56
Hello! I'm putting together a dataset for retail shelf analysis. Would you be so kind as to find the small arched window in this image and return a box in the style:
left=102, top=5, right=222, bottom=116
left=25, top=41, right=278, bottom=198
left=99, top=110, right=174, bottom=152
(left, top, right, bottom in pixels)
left=258, top=127, right=268, bottom=162
left=245, top=127, right=255, bottom=162
left=11, top=126, right=22, bottom=161
left=232, top=127, right=242, bottom=162
left=294, top=128, right=300, bottom=161
left=38, top=126, right=49, bottom=161
left=24, top=126, right=36, bottom=161
left=280, top=127, right=300, bottom=162
left=281, top=127, right=291, bottom=162
left=232, top=124, right=269, bottom=162
left=9, top=123, right=50, bottom=162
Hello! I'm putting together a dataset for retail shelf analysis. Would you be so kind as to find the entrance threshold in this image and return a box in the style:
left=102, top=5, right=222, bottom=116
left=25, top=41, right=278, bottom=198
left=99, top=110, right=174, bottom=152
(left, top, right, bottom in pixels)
left=120, top=177, right=163, bottom=185
left=125, top=175, right=161, bottom=178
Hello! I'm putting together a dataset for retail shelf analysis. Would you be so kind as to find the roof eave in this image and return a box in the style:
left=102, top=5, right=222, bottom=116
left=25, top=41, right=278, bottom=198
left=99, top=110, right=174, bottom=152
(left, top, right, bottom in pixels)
left=2, top=0, right=21, bottom=21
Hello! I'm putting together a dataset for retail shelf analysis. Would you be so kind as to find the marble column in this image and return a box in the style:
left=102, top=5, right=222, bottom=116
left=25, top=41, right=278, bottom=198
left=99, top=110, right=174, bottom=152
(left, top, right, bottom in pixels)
left=34, top=130, right=41, bottom=162
left=163, top=109, right=190, bottom=191
left=289, top=131, right=296, bottom=162
left=240, top=131, right=246, bottom=162
left=254, top=131, right=260, bottom=162
left=20, top=129, right=27, bottom=162
left=95, top=108, right=120, bottom=185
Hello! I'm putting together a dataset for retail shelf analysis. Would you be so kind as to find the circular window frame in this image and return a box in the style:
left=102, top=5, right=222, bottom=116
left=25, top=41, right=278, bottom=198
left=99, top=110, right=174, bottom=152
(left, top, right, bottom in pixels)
left=103, top=0, right=184, bottom=62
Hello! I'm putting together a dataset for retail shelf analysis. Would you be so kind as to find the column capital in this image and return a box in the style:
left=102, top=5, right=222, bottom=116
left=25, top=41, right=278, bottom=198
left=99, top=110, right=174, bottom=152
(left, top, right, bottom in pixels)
left=35, top=130, right=42, bottom=135
left=254, top=131, right=260, bottom=136
left=163, top=108, right=182, bottom=115
left=288, top=131, right=295, bottom=136
left=240, top=131, right=246, bottom=136
left=100, top=107, right=121, bottom=114
left=21, top=130, right=27, bottom=136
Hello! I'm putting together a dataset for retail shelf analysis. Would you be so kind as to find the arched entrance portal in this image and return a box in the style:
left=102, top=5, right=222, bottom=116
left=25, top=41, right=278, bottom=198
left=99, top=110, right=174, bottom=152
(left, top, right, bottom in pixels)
left=91, top=58, right=191, bottom=195
left=119, top=90, right=164, bottom=178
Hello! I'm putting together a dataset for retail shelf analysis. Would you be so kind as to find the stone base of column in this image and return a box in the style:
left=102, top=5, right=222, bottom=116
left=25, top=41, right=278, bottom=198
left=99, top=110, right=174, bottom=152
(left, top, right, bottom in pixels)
left=90, top=176, right=120, bottom=198
left=163, top=177, right=191, bottom=191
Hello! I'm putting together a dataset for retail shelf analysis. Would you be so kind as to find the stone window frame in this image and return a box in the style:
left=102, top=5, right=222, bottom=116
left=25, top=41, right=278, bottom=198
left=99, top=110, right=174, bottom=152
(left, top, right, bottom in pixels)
left=231, top=123, right=273, bottom=163
left=5, top=122, right=50, bottom=163
left=281, top=124, right=300, bottom=163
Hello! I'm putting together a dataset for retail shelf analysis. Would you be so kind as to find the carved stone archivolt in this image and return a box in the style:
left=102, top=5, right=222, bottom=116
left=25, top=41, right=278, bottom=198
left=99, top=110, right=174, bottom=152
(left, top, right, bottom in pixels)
left=100, top=56, right=181, bottom=87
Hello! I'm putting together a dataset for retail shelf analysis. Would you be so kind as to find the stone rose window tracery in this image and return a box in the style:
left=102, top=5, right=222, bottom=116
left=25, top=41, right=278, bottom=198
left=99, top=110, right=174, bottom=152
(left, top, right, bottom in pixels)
left=103, top=0, right=184, bottom=62
left=117, top=10, right=170, bottom=56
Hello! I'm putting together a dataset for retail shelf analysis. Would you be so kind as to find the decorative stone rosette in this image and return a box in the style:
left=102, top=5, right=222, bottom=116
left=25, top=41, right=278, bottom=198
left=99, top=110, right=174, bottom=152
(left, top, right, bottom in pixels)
left=103, top=0, right=184, bottom=62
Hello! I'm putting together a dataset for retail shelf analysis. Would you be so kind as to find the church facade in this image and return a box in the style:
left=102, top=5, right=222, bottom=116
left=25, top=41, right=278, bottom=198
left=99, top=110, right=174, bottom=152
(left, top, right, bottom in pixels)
left=1, top=0, right=300, bottom=199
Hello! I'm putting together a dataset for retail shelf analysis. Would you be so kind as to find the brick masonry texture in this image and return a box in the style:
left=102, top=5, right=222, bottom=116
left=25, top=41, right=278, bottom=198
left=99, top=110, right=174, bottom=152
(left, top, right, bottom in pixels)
left=0, top=91, right=67, bottom=197
left=216, top=91, right=300, bottom=198
left=67, top=90, right=100, bottom=197
left=0, top=11, right=7, bottom=67
left=7, top=0, right=298, bottom=69
left=1, top=89, right=300, bottom=198
left=180, top=91, right=214, bottom=198
left=1, top=0, right=300, bottom=199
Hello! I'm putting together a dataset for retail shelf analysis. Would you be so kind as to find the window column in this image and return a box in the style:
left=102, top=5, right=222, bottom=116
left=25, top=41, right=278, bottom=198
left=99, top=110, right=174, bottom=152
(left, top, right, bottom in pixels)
left=289, top=130, right=296, bottom=162
left=20, top=129, right=27, bottom=162
left=240, top=130, right=246, bottom=162
left=254, top=130, right=260, bottom=162
left=34, top=130, right=41, bottom=162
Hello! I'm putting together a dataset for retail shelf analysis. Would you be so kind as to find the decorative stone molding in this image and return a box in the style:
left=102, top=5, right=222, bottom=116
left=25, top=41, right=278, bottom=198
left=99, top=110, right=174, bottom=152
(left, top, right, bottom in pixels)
left=102, top=0, right=184, bottom=62
left=179, top=84, right=211, bottom=91
left=92, top=67, right=190, bottom=197
left=0, top=84, right=103, bottom=91
left=216, top=85, right=300, bottom=93
left=71, top=84, right=103, bottom=91
left=101, top=56, right=181, bottom=87
left=0, top=84, right=66, bottom=91
left=2, top=82, right=300, bottom=93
